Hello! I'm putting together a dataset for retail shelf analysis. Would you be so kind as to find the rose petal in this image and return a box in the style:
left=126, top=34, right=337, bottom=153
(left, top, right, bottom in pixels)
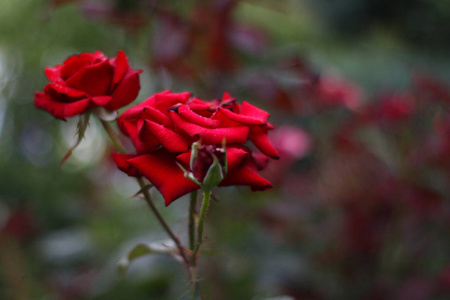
left=187, top=98, right=214, bottom=112
left=217, top=101, right=269, bottom=125
left=217, top=107, right=264, bottom=125
left=44, top=65, right=63, bottom=82
left=66, top=60, right=114, bottom=96
left=91, top=96, right=112, bottom=106
left=249, top=125, right=280, bottom=159
left=140, top=120, right=191, bottom=153
left=34, top=92, right=92, bottom=120
left=210, top=109, right=243, bottom=127
left=240, top=101, right=270, bottom=122
left=118, top=119, right=159, bottom=154
left=128, top=150, right=200, bottom=206
left=60, top=52, right=98, bottom=80
left=170, top=111, right=249, bottom=144
left=178, top=104, right=222, bottom=127
left=221, top=92, right=235, bottom=103
left=105, top=70, right=141, bottom=111
left=141, top=106, right=172, bottom=127
left=112, top=153, right=141, bottom=177
left=119, top=94, right=158, bottom=120
left=44, top=82, right=87, bottom=100
left=219, top=159, right=272, bottom=191
left=111, top=50, right=130, bottom=86
left=154, top=91, right=191, bottom=114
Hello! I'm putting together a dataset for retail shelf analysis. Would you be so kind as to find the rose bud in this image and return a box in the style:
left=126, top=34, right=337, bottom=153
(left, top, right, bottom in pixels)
left=180, top=141, right=227, bottom=191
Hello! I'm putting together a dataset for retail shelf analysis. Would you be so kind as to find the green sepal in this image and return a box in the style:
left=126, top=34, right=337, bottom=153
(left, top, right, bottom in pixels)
left=189, top=140, right=202, bottom=171
left=202, top=153, right=224, bottom=190
left=177, top=162, right=202, bottom=187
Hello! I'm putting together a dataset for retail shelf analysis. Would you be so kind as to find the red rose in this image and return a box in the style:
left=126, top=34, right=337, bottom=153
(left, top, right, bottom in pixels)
left=113, top=91, right=278, bottom=206
left=34, top=50, right=141, bottom=120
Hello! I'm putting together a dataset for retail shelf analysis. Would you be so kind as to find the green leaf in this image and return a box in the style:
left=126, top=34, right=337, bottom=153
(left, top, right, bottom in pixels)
left=117, top=240, right=176, bottom=275
left=61, top=112, right=91, bottom=166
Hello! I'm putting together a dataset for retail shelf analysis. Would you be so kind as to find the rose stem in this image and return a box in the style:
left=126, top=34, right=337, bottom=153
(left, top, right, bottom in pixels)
left=191, top=189, right=211, bottom=266
left=99, top=119, right=191, bottom=269
left=189, top=190, right=198, bottom=250
left=100, top=119, right=126, bottom=154
left=137, top=177, right=191, bottom=268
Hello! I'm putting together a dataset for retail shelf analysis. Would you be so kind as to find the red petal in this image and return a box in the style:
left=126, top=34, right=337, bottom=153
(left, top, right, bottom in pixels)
left=34, top=92, right=92, bottom=120
left=44, top=82, right=87, bottom=100
left=128, top=150, right=200, bottom=206
left=105, top=70, right=141, bottom=111
left=175, top=152, right=191, bottom=169
left=241, top=101, right=270, bottom=122
left=211, top=109, right=243, bottom=127
left=45, top=65, right=63, bottom=82
left=140, top=120, right=191, bottom=153
left=119, top=95, right=157, bottom=120
left=249, top=125, right=279, bottom=159
left=221, top=92, right=235, bottom=103
left=188, top=98, right=214, bottom=112
left=60, top=52, right=97, bottom=80
left=226, top=147, right=251, bottom=171
left=154, top=92, right=190, bottom=114
left=219, top=159, right=272, bottom=191
left=91, top=96, right=112, bottom=106
left=118, top=119, right=159, bottom=154
left=111, top=50, right=130, bottom=86
left=141, top=106, right=171, bottom=127
left=65, top=60, right=114, bottom=96
left=178, top=104, right=222, bottom=127
left=63, top=99, right=94, bottom=118
left=112, top=153, right=141, bottom=177
left=170, top=111, right=249, bottom=144
left=217, top=101, right=269, bottom=125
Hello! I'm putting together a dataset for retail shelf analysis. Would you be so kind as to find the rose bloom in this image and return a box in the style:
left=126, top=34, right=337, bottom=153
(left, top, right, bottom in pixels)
left=34, top=51, right=141, bottom=120
left=113, top=91, right=279, bottom=205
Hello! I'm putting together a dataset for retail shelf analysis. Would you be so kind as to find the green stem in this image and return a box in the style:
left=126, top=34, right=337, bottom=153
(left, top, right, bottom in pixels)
left=191, top=189, right=211, bottom=266
left=189, top=268, right=201, bottom=300
left=137, top=178, right=191, bottom=268
left=100, top=119, right=126, bottom=153
left=189, top=190, right=198, bottom=251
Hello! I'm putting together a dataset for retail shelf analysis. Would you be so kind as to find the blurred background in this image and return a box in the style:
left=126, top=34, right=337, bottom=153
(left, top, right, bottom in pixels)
left=1, top=0, right=450, bottom=299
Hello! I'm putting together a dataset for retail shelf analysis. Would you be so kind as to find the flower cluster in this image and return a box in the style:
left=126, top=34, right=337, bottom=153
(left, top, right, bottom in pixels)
left=34, top=51, right=278, bottom=206
left=34, top=51, right=141, bottom=120
left=113, top=91, right=278, bottom=205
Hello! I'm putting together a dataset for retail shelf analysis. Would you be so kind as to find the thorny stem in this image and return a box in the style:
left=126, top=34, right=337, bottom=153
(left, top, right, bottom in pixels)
left=192, top=189, right=211, bottom=266
left=99, top=119, right=191, bottom=270
left=189, top=190, right=198, bottom=251
left=137, top=178, right=191, bottom=268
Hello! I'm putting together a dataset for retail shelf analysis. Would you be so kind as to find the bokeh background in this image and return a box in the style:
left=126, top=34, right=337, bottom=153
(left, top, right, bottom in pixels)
left=1, top=0, right=450, bottom=299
